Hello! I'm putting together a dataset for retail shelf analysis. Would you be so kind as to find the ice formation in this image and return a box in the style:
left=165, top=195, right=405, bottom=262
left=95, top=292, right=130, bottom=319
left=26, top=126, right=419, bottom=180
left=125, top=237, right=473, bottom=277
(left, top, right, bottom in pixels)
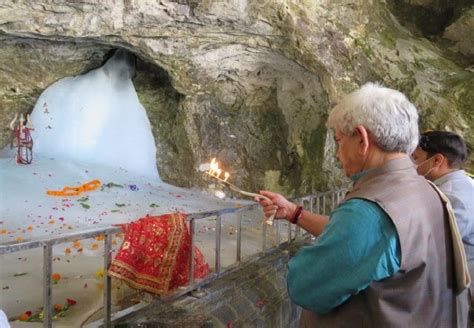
left=30, top=49, right=159, bottom=178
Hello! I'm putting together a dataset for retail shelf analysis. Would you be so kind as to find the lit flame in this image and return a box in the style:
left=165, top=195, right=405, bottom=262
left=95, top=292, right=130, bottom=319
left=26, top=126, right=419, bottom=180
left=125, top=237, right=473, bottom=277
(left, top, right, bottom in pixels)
left=206, top=158, right=273, bottom=225
left=208, top=158, right=229, bottom=181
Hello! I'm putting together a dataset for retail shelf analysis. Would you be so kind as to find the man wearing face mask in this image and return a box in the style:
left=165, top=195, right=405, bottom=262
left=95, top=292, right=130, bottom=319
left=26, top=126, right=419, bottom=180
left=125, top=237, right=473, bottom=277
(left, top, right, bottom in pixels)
left=413, top=130, right=474, bottom=326
left=257, top=83, right=469, bottom=327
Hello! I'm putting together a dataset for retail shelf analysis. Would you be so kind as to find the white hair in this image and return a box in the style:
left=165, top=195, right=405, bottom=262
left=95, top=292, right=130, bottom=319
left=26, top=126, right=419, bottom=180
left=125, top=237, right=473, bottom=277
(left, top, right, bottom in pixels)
left=326, top=82, right=419, bottom=153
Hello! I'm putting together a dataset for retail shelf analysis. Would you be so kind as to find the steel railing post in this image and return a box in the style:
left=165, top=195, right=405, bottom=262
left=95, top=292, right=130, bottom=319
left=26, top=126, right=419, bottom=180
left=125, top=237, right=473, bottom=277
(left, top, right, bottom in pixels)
left=215, top=215, right=221, bottom=275
left=275, top=219, right=281, bottom=246
left=189, top=218, right=195, bottom=285
left=288, top=220, right=292, bottom=242
left=236, top=214, right=242, bottom=264
left=43, top=243, right=52, bottom=328
left=262, top=219, right=267, bottom=252
left=103, top=233, right=112, bottom=327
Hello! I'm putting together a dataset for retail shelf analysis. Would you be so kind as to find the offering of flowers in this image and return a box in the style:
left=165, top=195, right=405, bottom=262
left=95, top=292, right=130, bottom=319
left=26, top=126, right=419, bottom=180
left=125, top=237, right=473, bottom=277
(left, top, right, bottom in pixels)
left=18, top=298, right=77, bottom=322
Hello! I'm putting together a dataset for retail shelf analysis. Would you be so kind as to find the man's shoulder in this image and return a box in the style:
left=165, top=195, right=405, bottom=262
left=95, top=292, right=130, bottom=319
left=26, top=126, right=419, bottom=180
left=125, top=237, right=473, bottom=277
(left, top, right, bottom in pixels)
left=436, top=171, right=474, bottom=193
left=333, top=199, right=391, bottom=228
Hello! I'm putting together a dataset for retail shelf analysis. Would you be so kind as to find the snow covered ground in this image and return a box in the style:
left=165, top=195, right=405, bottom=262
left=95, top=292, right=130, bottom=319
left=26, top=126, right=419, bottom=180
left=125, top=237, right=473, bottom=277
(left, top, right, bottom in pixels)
left=0, top=153, right=270, bottom=326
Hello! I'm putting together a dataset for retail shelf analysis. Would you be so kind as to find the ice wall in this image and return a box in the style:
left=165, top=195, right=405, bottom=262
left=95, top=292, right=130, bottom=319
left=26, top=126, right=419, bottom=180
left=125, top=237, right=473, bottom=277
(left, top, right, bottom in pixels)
left=30, top=49, right=159, bottom=178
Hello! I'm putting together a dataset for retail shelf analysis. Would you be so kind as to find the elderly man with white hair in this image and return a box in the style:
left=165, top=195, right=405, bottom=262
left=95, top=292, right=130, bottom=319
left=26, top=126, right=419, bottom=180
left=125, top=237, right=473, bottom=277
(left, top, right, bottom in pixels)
left=257, top=83, right=469, bottom=327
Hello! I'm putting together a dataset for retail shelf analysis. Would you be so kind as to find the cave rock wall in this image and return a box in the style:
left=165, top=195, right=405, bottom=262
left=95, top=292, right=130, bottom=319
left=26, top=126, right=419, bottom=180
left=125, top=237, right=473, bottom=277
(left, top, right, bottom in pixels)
left=0, top=0, right=472, bottom=194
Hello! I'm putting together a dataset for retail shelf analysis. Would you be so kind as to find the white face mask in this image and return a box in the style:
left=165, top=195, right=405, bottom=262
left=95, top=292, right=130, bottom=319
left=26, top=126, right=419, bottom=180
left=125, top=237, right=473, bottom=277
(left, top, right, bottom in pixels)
left=415, top=157, right=436, bottom=178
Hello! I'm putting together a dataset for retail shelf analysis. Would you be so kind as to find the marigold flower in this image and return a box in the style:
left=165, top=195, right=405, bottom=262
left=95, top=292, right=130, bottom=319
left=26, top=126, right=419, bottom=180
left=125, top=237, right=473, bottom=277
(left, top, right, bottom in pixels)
left=91, top=243, right=99, bottom=250
left=51, top=273, right=61, bottom=284
left=19, top=311, right=32, bottom=321
left=53, top=303, right=63, bottom=311
left=65, top=247, right=71, bottom=255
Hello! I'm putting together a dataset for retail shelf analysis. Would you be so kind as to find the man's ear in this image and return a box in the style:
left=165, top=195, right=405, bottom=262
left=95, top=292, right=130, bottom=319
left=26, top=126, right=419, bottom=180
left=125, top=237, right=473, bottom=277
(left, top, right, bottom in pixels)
left=354, top=125, right=370, bottom=155
left=432, top=153, right=446, bottom=167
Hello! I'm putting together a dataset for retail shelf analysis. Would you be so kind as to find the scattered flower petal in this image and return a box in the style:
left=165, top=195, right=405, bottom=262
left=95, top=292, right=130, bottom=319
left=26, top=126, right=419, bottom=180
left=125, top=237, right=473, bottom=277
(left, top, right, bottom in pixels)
left=66, top=298, right=77, bottom=306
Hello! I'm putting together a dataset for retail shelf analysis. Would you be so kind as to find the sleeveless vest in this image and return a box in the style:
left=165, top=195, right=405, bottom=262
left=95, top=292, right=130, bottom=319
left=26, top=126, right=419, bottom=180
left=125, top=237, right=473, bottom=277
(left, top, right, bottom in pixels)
left=300, top=157, right=460, bottom=328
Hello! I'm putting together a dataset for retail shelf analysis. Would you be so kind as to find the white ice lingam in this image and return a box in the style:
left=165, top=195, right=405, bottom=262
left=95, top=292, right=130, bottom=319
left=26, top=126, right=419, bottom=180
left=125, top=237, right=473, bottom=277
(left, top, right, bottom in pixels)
left=30, top=49, right=159, bottom=178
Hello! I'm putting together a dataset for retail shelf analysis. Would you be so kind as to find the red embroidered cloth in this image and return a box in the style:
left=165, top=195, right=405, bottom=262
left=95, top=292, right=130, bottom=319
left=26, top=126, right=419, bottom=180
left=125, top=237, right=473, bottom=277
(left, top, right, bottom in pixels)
left=108, top=213, right=210, bottom=295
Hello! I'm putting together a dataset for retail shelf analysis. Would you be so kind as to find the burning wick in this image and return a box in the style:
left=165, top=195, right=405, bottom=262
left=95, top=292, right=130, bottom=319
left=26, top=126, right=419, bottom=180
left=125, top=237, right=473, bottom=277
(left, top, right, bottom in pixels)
left=206, top=158, right=274, bottom=225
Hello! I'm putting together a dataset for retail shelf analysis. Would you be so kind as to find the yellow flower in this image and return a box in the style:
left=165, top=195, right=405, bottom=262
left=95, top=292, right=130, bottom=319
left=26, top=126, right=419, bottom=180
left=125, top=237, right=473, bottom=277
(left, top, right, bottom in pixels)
left=95, top=269, right=104, bottom=279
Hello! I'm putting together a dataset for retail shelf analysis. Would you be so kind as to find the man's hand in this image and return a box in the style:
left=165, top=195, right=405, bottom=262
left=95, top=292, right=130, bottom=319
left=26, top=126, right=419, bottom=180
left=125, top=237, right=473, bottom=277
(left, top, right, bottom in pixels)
left=255, top=190, right=297, bottom=222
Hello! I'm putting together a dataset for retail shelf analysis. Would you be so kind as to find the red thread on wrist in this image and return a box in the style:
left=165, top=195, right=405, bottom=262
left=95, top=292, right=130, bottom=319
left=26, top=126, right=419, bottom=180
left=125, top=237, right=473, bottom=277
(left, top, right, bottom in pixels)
left=291, top=206, right=303, bottom=224
left=294, top=207, right=303, bottom=225
left=289, top=206, right=298, bottom=223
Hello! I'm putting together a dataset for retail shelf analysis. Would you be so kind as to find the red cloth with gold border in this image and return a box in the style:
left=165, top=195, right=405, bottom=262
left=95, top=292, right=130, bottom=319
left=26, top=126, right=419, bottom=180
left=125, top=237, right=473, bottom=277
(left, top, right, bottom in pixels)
left=108, top=213, right=210, bottom=295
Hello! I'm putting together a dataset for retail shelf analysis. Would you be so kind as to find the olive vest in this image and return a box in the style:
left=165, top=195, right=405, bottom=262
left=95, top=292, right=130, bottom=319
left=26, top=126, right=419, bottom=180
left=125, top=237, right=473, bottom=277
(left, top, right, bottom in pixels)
left=300, top=157, right=468, bottom=328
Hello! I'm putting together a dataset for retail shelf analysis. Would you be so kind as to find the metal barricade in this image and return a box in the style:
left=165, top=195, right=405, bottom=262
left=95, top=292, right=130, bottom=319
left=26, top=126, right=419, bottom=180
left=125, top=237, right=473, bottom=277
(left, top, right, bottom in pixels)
left=0, top=189, right=346, bottom=327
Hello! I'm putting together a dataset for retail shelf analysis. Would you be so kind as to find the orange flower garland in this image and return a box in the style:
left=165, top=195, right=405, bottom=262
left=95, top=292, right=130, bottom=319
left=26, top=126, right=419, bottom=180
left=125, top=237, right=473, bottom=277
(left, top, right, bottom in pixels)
left=46, top=180, right=101, bottom=197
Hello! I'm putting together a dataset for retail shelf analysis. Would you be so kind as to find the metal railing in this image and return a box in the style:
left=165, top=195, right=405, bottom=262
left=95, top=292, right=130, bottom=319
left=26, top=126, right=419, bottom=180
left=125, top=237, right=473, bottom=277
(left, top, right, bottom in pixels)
left=0, top=189, right=347, bottom=327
